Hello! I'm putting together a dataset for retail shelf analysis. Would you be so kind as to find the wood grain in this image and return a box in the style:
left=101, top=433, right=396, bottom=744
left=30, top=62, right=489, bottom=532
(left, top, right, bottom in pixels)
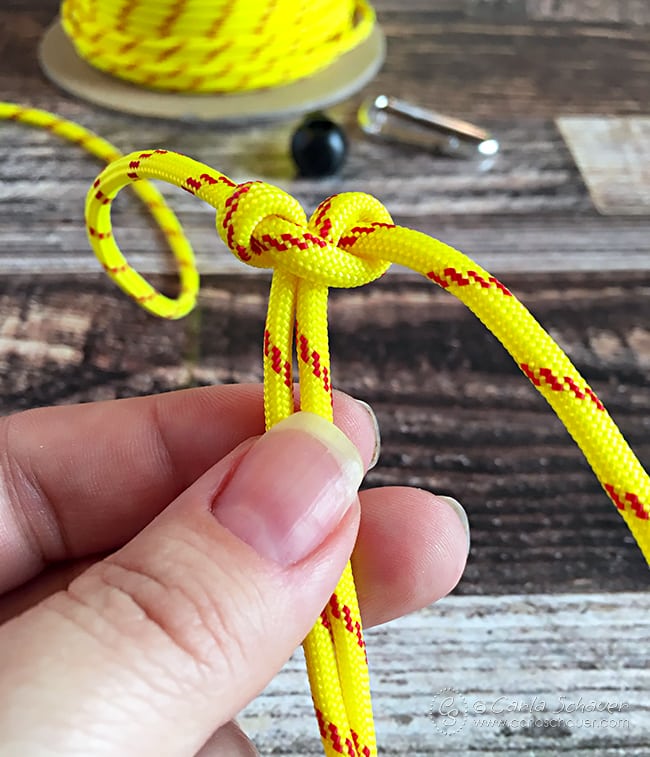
left=239, top=592, right=650, bottom=755
left=557, top=116, right=650, bottom=215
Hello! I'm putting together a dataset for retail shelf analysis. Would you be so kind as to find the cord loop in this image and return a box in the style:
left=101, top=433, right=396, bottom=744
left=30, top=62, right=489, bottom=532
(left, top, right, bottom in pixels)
left=216, top=179, right=306, bottom=264
left=218, top=184, right=393, bottom=288
left=308, top=191, right=393, bottom=246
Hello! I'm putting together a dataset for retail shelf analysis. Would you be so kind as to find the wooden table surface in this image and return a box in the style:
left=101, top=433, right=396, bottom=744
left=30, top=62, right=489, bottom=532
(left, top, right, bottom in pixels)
left=1, top=1, right=649, bottom=755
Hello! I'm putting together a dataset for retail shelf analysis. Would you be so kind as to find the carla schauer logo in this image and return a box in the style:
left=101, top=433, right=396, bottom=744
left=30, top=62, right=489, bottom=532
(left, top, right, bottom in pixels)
left=428, top=690, right=631, bottom=735
left=427, top=687, right=468, bottom=735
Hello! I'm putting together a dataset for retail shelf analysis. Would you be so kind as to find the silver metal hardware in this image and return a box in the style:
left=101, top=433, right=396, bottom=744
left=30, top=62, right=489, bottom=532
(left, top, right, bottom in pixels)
left=358, top=95, right=499, bottom=157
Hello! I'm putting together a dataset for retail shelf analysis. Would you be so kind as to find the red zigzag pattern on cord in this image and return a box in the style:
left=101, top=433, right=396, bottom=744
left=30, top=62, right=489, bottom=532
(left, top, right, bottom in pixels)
left=312, top=196, right=335, bottom=241
left=605, top=484, right=649, bottom=520
left=321, top=593, right=367, bottom=664
left=426, top=268, right=512, bottom=296
left=297, top=329, right=331, bottom=397
left=184, top=170, right=234, bottom=195
left=339, top=222, right=396, bottom=249
left=221, top=181, right=256, bottom=261
left=263, top=329, right=292, bottom=388
left=520, top=363, right=605, bottom=410
left=124, top=149, right=169, bottom=180
left=314, top=707, right=371, bottom=757
left=258, top=231, right=329, bottom=253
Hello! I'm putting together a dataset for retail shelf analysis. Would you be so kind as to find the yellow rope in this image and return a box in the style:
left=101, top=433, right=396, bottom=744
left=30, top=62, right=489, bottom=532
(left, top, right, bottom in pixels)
left=2, top=103, right=649, bottom=757
left=60, top=0, right=375, bottom=93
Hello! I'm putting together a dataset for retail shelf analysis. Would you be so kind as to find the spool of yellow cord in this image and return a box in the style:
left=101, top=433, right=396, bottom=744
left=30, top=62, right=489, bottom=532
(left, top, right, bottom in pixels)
left=39, top=0, right=385, bottom=121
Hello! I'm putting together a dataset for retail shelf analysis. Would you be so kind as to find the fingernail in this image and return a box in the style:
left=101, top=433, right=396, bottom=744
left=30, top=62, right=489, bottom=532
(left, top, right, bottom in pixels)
left=355, top=399, right=381, bottom=469
left=213, top=412, right=364, bottom=566
left=438, top=495, right=471, bottom=555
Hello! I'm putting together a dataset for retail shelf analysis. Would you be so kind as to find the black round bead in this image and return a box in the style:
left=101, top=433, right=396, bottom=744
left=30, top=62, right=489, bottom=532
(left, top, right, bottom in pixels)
left=290, top=113, right=348, bottom=178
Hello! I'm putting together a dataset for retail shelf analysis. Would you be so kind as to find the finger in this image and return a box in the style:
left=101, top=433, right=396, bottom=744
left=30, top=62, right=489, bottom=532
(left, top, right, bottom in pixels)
left=354, top=487, right=470, bottom=626
left=0, top=487, right=469, bottom=629
left=0, top=556, right=98, bottom=625
left=0, top=412, right=365, bottom=755
left=195, top=722, right=258, bottom=757
left=0, top=384, right=378, bottom=592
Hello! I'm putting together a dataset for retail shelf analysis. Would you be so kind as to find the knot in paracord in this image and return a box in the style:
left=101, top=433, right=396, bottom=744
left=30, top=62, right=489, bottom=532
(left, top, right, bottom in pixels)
left=216, top=181, right=394, bottom=288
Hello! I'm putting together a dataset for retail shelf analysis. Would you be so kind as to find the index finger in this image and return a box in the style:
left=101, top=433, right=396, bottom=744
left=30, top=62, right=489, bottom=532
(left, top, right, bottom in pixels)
left=0, top=384, right=377, bottom=593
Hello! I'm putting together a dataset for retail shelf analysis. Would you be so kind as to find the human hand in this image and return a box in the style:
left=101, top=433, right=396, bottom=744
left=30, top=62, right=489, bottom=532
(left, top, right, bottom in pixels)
left=0, top=384, right=469, bottom=756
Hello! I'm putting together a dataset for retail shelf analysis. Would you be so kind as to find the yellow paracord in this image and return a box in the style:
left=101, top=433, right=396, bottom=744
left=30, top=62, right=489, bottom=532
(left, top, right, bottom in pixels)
left=60, top=0, right=375, bottom=93
left=2, top=104, right=649, bottom=757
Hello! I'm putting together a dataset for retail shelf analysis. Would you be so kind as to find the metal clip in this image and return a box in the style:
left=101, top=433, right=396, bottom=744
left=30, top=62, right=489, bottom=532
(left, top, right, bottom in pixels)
left=358, top=95, right=499, bottom=158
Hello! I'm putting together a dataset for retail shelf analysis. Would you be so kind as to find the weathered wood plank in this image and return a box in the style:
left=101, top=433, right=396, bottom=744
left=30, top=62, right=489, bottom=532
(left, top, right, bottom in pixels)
left=1, top=215, right=649, bottom=275
left=0, top=116, right=589, bottom=218
left=239, top=592, right=650, bottom=755
left=557, top=117, right=650, bottom=215
left=2, top=114, right=649, bottom=272
left=374, top=0, right=650, bottom=25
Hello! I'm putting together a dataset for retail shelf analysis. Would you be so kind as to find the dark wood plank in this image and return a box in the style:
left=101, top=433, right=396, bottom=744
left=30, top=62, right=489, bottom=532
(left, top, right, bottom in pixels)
left=0, top=271, right=646, bottom=593
left=3, top=103, right=650, bottom=273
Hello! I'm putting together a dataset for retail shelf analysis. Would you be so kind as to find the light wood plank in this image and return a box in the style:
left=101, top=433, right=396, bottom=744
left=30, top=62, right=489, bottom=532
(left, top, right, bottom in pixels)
left=239, top=592, right=650, bottom=755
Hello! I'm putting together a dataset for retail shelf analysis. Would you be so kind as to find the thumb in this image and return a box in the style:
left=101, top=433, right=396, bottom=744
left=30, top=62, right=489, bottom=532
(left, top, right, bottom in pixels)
left=0, top=412, right=363, bottom=757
